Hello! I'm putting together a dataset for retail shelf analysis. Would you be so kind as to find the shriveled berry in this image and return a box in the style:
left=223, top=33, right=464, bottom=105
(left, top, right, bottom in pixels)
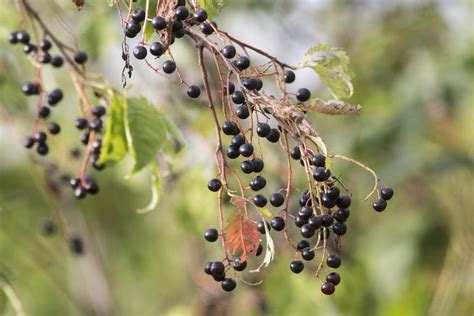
left=270, top=216, right=285, bottom=231
left=290, top=260, right=304, bottom=273
left=326, top=254, right=341, bottom=268
left=373, top=198, right=387, bottom=212
left=204, top=228, right=219, bottom=242
left=381, top=187, right=394, bottom=200
left=296, top=88, right=311, bottom=102
left=208, top=179, right=222, bottom=192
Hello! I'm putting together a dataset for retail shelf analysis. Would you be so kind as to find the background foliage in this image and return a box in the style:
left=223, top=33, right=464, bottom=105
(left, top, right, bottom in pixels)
left=0, top=0, right=473, bottom=315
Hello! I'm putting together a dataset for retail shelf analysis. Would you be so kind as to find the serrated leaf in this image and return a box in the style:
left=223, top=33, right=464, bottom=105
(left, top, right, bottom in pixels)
left=98, top=93, right=128, bottom=165
left=199, top=0, right=224, bottom=20
left=226, top=210, right=260, bottom=262
left=250, top=212, right=275, bottom=273
left=137, top=161, right=161, bottom=214
left=125, top=97, right=169, bottom=174
left=304, top=98, right=361, bottom=116
left=300, top=42, right=354, bottom=99
left=258, top=207, right=272, bottom=218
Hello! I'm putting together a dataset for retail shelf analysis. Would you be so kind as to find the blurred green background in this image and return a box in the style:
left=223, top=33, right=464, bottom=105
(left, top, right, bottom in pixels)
left=0, top=0, right=473, bottom=315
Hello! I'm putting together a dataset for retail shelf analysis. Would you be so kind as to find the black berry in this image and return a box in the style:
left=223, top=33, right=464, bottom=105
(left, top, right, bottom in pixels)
left=193, top=9, right=208, bottom=22
left=152, top=16, right=167, bottom=30
left=74, top=51, right=88, bottom=64
left=257, top=123, right=271, bottom=137
left=336, top=194, right=351, bottom=208
left=47, top=89, right=63, bottom=105
left=372, top=198, right=387, bottom=212
left=38, top=106, right=50, bottom=119
left=270, top=216, right=285, bottom=231
left=48, top=122, right=61, bottom=134
left=321, top=282, right=335, bottom=295
left=133, top=45, right=147, bottom=59
left=132, top=8, right=146, bottom=22
left=249, top=176, right=266, bottom=191
left=381, top=187, right=394, bottom=200
left=269, top=193, right=284, bottom=207
left=290, top=146, right=301, bottom=160
left=204, top=228, right=219, bottom=242
left=266, top=128, right=280, bottom=143
left=232, top=91, right=245, bottom=104
left=207, top=179, right=222, bottom=192
left=285, top=70, right=295, bottom=83
left=150, top=42, right=164, bottom=57
left=290, top=260, right=304, bottom=273
left=253, top=195, right=267, bottom=207
left=296, top=88, right=311, bottom=102
left=240, top=160, right=254, bottom=174
left=235, top=56, right=250, bottom=70
left=187, top=85, right=201, bottom=98
left=313, top=167, right=331, bottom=182
left=70, top=235, right=84, bottom=255
left=326, top=272, right=341, bottom=286
left=51, top=56, right=64, bottom=68
left=222, top=121, right=239, bottom=135
left=235, top=105, right=250, bottom=119
left=302, top=248, right=315, bottom=261
left=232, top=258, right=247, bottom=272
left=162, top=60, right=176, bottom=74
left=175, top=6, right=189, bottom=20
left=239, top=143, right=254, bottom=157
left=326, top=254, right=341, bottom=269
left=222, top=45, right=236, bottom=59
left=252, top=158, right=264, bottom=172
left=221, top=278, right=237, bottom=292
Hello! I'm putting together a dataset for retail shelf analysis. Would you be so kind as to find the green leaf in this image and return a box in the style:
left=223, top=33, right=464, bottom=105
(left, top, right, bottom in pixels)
left=136, top=161, right=161, bottom=214
left=106, top=0, right=114, bottom=7
left=199, top=0, right=224, bottom=20
left=125, top=97, right=169, bottom=174
left=300, top=43, right=354, bottom=100
left=98, top=93, right=128, bottom=165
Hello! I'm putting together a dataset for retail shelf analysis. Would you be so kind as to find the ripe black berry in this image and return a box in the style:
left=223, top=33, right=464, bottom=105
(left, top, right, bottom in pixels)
left=133, top=45, right=147, bottom=59
left=269, top=193, right=284, bottom=207
left=132, top=8, right=146, bottom=22
left=37, top=143, right=49, bottom=156
left=89, top=118, right=103, bottom=131
left=290, top=146, right=301, bottom=160
left=253, top=195, right=267, bottom=208
left=38, top=106, right=50, bottom=119
left=172, top=20, right=183, bottom=32
left=297, top=240, right=310, bottom=251
left=150, top=42, right=164, bottom=57
left=333, top=222, right=347, bottom=236
left=152, top=16, right=167, bottom=30
left=187, top=85, right=201, bottom=98
left=235, top=56, right=250, bottom=70
left=266, top=128, right=280, bottom=143
left=222, top=121, right=239, bottom=135
left=231, top=134, right=245, bottom=147
left=240, top=160, right=254, bottom=174
left=270, top=216, right=285, bottom=231
left=92, top=105, right=106, bottom=117
left=175, top=6, right=189, bottom=20
left=51, top=56, right=64, bottom=68
left=298, top=206, right=313, bottom=219
left=226, top=145, right=240, bottom=159
left=235, top=105, right=249, bottom=119
left=295, top=215, right=308, bottom=228
left=84, top=179, right=99, bottom=194
left=204, top=262, right=212, bottom=275
left=34, top=131, right=47, bottom=143
left=326, top=186, right=340, bottom=200
left=257, top=220, right=270, bottom=234
left=326, top=272, right=341, bottom=286
left=372, top=198, right=387, bottom=212
left=336, top=194, right=351, bottom=208
left=70, top=177, right=80, bottom=188
left=321, top=214, right=334, bottom=227
left=17, top=31, right=30, bottom=44
left=312, top=154, right=326, bottom=167
left=48, top=89, right=63, bottom=105
left=290, top=260, right=304, bottom=273
left=207, top=179, right=222, bottom=192
left=162, top=60, right=176, bottom=74
left=256, top=243, right=263, bottom=256
left=74, top=186, right=87, bottom=199
left=252, top=158, right=264, bottom=172
left=48, top=122, right=61, bottom=134
left=308, top=216, right=322, bottom=230
left=231, top=91, right=245, bottom=104
left=74, top=51, right=88, bottom=64
left=296, top=88, right=311, bottom=102
left=313, top=167, right=331, bottom=182
left=200, top=22, right=215, bottom=35
left=8, top=32, right=18, bottom=44
left=75, top=118, right=88, bottom=130
left=193, top=9, right=208, bottom=22
left=221, top=278, right=237, bottom=292
left=326, top=254, right=341, bottom=268
left=232, top=258, right=247, bottom=272
left=243, top=78, right=258, bottom=90
left=249, top=176, right=266, bottom=191
left=22, top=81, right=40, bottom=96
left=204, top=228, right=219, bottom=242
left=212, top=272, right=226, bottom=282
left=257, top=123, right=271, bottom=137
left=39, top=53, right=51, bottom=64
left=239, top=143, right=254, bottom=157
left=70, top=235, right=84, bottom=255
left=41, top=220, right=56, bottom=236
left=80, top=132, right=90, bottom=145
left=210, top=261, right=225, bottom=276
left=24, top=136, right=35, bottom=149
left=222, top=45, right=236, bottom=59
left=126, top=20, right=141, bottom=34
left=255, top=78, right=263, bottom=91
left=321, top=282, right=335, bottom=295
left=285, top=70, right=295, bottom=83
left=381, top=187, right=394, bottom=200
left=223, top=82, right=235, bottom=94
left=301, top=224, right=315, bottom=238
left=302, top=248, right=315, bottom=261
left=320, top=227, right=331, bottom=240
left=321, top=194, right=337, bottom=208
left=23, top=43, right=37, bottom=54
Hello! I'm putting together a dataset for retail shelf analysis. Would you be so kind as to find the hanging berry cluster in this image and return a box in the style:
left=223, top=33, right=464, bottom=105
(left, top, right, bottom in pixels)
left=9, top=0, right=395, bottom=294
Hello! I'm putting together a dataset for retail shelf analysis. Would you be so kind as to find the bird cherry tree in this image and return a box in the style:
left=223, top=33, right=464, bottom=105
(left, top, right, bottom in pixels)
left=8, top=0, right=394, bottom=295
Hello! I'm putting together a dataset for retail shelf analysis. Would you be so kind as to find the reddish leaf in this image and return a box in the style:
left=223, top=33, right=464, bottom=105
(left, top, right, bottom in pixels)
left=226, top=210, right=260, bottom=262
